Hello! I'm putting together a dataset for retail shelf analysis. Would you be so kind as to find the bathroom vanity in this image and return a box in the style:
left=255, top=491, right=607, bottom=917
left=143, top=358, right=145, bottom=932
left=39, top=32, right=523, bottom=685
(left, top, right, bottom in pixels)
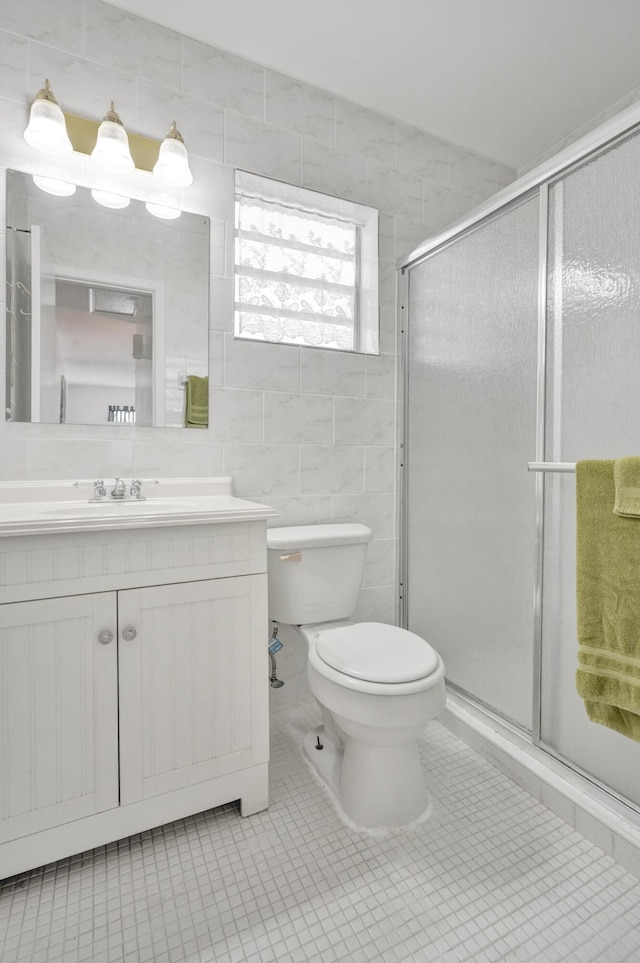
left=0, top=477, right=276, bottom=879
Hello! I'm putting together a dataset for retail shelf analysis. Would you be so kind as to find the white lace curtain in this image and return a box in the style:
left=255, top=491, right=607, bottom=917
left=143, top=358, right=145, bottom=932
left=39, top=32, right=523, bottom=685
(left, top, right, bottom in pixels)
left=234, top=193, right=358, bottom=350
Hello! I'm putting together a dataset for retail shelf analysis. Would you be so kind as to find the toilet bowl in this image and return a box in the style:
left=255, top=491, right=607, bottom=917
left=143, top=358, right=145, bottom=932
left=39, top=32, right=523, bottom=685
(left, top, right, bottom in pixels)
left=267, top=524, right=446, bottom=829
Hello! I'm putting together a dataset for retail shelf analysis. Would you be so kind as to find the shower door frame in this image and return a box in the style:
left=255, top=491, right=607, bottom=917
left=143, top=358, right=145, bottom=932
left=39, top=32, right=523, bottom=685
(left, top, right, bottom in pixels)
left=399, top=99, right=640, bottom=811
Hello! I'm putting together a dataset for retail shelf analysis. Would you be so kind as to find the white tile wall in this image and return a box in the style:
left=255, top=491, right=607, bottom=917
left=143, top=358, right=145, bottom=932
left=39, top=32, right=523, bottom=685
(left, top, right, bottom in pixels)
left=265, top=71, right=336, bottom=145
left=29, top=43, right=137, bottom=120
left=225, top=112, right=301, bottom=183
left=2, top=0, right=84, bottom=53
left=334, top=397, right=395, bottom=446
left=263, top=391, right=333, bottom=445
left=363, top=537, right=395, bottom=587
left=365, top=353, right=395, bottom=399
left=135, top=81, right=225, bottom=163
left=364, top=446, right=395, bottom=492
left=0, top=33, right=27, bottom=103
left=300, top=139, right=368, bottom=204
left=332, top=492, right=395, bottom=538
left=84, top=0, right=182, bottom=90
left=181, top=39, right=264, bottom=117
left=300, top=349, right=366, bottom=397
left=396, top=123, right=450, bottom=181
left=0, top=0, right=516, bottom=631
left=222, top=444, right=300, bottom=497
left=366, top=160, right=425, bottom=219
left=299, top=446, right=364, bottom=495
left=208, top=388, right=264, bottom=443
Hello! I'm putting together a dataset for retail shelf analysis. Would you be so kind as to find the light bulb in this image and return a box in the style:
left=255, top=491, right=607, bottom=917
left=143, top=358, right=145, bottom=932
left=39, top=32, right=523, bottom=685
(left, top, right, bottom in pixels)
left=32, top=175, right=76, bottom=197
left=91, top=102, right=134, bottom=172
left=91, top=188, right=130, bottom=209
left=153, top=122, right=193, bottom=188
left=24, top=80, right=73, bottom=155
left=145, top=193, right=181, bottom=219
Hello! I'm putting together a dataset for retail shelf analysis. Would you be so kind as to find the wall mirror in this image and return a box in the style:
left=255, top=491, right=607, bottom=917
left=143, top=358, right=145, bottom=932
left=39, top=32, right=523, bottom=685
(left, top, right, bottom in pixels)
left=5, top=169, right=210, bottom=428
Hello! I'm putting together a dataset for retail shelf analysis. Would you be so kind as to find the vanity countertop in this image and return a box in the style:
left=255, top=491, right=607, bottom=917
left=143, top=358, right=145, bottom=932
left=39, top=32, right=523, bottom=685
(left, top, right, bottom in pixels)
left=0, top=477, right=277, bottom=537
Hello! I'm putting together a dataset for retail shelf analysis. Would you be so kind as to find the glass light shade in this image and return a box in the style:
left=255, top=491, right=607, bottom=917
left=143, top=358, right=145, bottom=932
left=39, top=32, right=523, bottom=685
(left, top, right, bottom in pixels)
left=24, top=81, right=73, bottom=155
left=153, top=122, right=193, bottom=187
left=32, top=175, right=76, bottom=197
left=145, top=194, right=181, bottom=220
left=91, top=188, right=130, bottom=210
left=91, top=103, right=134, bottom=172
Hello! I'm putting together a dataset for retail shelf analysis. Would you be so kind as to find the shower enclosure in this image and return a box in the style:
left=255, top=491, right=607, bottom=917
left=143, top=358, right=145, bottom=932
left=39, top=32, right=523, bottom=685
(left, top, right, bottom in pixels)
left=402, top=109, right=640, bottom=811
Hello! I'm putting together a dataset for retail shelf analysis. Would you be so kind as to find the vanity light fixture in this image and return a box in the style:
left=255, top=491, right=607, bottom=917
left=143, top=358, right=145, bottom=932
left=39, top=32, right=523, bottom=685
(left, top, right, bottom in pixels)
left=153, top=122, right=193, bottom=188
left=23, top=82, right=194, bottom=215
left=90, top=188, right=130, bottom=210
left=145, top=193, right=181, bottom=219
left=32, top=175, right=76, bottom=197
left=23, top=80, right=73, bottom=155
left=90, top=102, right=134, bottom=172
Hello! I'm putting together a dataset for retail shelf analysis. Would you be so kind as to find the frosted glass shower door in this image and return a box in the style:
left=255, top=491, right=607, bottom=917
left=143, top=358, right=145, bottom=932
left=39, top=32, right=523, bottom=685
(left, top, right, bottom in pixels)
left=406, top=198, right=539, bottom=728
left=540, top=131, right=640, bottom=805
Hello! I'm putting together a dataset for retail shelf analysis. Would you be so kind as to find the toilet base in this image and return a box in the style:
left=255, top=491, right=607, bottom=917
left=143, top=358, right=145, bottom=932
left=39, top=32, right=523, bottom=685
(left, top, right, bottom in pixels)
left=303, top=724, right=432, bottom=830
left=303, top=725, right=343, bottom=800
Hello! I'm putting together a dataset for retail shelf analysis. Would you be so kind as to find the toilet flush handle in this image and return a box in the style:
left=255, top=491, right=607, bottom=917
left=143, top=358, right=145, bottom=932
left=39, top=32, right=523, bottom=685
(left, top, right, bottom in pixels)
left=280, top=552, right=302, bottom=561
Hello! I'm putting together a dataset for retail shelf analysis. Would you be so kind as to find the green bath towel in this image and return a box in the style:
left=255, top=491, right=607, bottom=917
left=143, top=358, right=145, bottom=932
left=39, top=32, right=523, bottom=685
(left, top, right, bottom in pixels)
left=576, top=459, right=640, bottom=742
left=613, top=456, right=640, bottom=517
left=185, top=375, right=208, bottom=429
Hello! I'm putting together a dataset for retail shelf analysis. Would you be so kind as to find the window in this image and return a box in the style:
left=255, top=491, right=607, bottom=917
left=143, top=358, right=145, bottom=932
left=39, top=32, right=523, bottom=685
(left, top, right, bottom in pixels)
left=234, top=171, right=378, bottom=354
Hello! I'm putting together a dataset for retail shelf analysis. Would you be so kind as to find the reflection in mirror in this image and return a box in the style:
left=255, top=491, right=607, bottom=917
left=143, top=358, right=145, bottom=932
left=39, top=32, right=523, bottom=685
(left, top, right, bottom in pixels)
left=5, top=170, right=210, bottom=428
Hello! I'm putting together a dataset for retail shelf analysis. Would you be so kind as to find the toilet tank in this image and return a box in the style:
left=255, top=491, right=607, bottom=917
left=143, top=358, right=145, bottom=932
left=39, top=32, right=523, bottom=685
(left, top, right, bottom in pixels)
left=266, top=523, right=373, bottom=625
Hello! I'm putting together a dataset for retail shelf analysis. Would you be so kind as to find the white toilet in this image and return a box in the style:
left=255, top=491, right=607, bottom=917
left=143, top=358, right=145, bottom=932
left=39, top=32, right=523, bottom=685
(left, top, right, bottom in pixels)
left=266, top=522, right=446, bottom=829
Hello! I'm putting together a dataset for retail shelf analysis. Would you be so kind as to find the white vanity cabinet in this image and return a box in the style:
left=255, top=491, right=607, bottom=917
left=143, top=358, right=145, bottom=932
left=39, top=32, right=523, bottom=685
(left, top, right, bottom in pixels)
left=118, top=575, right=266, bottom=805
left=0, top=592, right=120, bottom=844
left=0, top=489, right=274, bottom=880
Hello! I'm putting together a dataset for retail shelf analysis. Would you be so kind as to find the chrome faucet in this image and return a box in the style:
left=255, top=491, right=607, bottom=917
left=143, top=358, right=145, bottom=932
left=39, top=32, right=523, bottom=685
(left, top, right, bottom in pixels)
left=111, top=478, right=126, bottom=499
left=89, top=478, right=145, bottom=503
left=90, top=479, right=107, bottom=502
left=130, top=478, right=145, bottom=500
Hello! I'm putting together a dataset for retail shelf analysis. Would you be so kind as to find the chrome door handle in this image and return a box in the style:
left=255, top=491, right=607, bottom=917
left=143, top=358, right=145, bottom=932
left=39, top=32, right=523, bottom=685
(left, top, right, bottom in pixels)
left=98, top=630, right=113, bottom=645
left=122, top=626, right=137, bottom=641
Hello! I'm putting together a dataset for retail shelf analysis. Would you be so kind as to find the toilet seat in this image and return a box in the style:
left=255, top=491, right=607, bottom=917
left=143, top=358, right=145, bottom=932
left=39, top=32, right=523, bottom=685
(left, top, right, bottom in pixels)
left=315, top=622, right=440, bottom=684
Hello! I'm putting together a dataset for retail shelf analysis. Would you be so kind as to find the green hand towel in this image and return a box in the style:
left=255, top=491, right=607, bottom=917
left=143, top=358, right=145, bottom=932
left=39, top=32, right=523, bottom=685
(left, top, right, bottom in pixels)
left=576, top=459, right=640, bottom=742
left=185, top=375, right=208, bottom=429
left=613, top=456, right=640, bottom=517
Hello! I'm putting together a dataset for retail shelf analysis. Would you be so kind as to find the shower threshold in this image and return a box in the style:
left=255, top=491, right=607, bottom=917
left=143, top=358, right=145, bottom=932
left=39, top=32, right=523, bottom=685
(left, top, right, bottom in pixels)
left=441, top=687, right=640, bottom=880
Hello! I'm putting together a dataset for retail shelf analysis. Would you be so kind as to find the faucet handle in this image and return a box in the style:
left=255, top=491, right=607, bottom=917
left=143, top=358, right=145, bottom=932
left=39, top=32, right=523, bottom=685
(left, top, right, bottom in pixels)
left=91, top=479, right=106, bottom=502
left=130, top=478, right=145, bottom=500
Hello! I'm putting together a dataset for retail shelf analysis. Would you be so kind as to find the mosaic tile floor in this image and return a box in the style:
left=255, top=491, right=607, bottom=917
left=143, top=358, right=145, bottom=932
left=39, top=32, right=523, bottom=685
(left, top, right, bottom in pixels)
left=2, top=699, right=640, bottom=962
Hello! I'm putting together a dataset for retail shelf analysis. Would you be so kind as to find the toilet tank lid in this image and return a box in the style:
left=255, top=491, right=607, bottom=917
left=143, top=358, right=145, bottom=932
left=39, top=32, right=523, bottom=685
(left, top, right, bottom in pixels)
left=267, top=523, right=373, bottom=550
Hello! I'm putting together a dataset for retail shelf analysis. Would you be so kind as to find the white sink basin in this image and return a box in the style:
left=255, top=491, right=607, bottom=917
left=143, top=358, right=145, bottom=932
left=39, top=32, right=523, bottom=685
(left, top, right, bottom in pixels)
left=41, top=498, right=200, bottom=514
left=0, top=479, right=277, bottom=536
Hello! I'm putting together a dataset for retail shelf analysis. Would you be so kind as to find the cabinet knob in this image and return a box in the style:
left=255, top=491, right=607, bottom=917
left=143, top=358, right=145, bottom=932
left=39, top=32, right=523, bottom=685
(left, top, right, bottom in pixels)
left=122, top=626, right=137, bottom=642
left=98, top=630, right=113, bottom=645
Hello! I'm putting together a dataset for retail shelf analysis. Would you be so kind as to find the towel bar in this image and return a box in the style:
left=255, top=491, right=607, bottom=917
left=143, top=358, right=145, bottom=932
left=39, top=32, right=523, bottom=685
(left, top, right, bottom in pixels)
left=528, top=462, right=576, bottom=473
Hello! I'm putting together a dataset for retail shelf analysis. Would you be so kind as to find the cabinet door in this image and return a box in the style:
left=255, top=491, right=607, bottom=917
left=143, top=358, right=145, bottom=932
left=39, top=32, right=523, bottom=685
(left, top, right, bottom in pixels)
left=0, top=593, right=119, bottom=843
left=118, top=575, right=268, bottom=805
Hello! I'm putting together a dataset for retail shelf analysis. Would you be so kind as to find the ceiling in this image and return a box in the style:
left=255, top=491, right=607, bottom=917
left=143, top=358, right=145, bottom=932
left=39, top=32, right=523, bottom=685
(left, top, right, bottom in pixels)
left=109, top=0, right=640, bottom=170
